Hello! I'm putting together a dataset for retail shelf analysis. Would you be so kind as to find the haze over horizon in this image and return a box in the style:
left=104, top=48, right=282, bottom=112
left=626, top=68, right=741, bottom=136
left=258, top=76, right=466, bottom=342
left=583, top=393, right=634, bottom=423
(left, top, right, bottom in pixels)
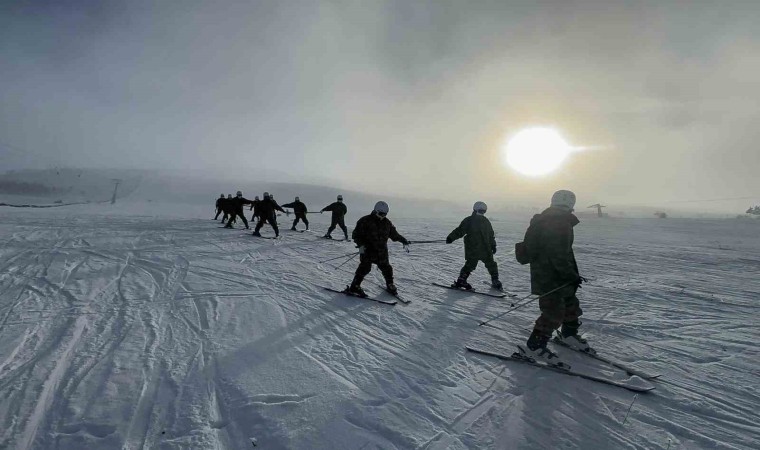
left=2, top=0, right=759, bottom=211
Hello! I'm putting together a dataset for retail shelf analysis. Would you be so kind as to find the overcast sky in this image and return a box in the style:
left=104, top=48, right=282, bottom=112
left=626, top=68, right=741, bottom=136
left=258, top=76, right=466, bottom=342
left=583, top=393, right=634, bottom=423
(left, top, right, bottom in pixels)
left=1, top=0, right=758, bottom=210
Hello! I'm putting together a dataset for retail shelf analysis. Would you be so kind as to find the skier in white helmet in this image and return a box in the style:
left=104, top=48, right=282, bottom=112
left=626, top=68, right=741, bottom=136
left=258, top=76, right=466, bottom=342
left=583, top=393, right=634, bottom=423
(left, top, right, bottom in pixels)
left=346, top=201, right=410, bottom=297
left=446, top=201, right=502, bottom=290
left=517, top=189, right=588, bottom=366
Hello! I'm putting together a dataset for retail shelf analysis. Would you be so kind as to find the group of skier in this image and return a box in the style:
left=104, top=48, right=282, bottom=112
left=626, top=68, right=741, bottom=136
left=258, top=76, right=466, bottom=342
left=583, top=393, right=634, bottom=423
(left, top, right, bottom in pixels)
left=213, top=192, right=350, bottom=240
left=212, top=189, right=588, bottom=366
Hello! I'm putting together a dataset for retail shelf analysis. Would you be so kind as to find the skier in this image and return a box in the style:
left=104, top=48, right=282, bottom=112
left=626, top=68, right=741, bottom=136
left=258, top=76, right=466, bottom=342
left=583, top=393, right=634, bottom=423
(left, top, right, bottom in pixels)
left=446, top=201, right=502, bottom=290
left=225, top=191, right=254, bottom=229
left=521, top=190, right=587, bottom=365
left=250, top=195, right=260, bottom=222
left=252, top=192, right=286, bottom=237
left=282, top=196, right=309, bottom=231
left=213, top=194, right=225, bottom=220
left=221, top=194, right=234, bottom=223
left=321, top=194, right=348, bottom=240
left=346, top=201, right=410, bottom=297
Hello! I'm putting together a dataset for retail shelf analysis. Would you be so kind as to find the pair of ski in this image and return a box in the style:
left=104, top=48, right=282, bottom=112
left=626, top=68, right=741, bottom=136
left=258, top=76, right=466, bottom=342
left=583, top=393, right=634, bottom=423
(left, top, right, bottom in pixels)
left=432, top=282, right=517, bottom=299
left=323, top=285, right=410, bottom=305
left=466, top=341, right=660, bottom=393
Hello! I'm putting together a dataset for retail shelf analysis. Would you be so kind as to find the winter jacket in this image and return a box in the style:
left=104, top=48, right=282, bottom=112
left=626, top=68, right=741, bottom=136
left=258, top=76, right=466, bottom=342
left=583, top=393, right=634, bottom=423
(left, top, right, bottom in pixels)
left=256, top=198, right=285, bottom=220
left=321, top=202, right=347, bottom=221
left=282, top=201, right=307, bottom=215
left=230, top=196, right=254, bottom=213
left=221, top=198, right=235, bottom=214
left=528, top=207, right=580, bottom=294
left=352, top=213, right=408, bottom=262
left=447, top=213, right=497, bottom=261
left=215, top=197, right=224, bottom=209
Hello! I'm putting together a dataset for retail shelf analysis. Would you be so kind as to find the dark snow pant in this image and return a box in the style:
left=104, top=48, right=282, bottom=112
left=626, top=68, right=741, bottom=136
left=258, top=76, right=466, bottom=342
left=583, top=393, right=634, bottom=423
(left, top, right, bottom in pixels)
left=327, top=217, right=348, bottom=237
left=214, top=208, right=223, bottom=220
left=351, top=254, right=393, bottom=287
left=292, top=213, right=309, bottom=229
left=226, top=211, right=248, bottom=228
left=533, top=286, right=582, bottom=337
left=255, top=217, right=280, bottom=236
left=459, top=254, right=499, bottom=281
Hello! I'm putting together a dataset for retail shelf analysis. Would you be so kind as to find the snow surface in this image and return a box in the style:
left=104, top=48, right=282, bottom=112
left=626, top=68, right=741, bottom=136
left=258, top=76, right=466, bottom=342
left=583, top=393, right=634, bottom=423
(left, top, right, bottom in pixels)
left=0, top=203, right=758, bottom=449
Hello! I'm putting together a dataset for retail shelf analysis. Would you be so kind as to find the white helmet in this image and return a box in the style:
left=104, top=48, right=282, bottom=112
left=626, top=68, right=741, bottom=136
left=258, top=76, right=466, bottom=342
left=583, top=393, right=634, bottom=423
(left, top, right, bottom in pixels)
left=473, top=201, right=487, bottom=214
left=236, top=190, right=242, bottom=197
left=551, top=190, right=576, bottom=210
left=373, top=201, right=389, bottom=216
left=337, top=195, right=343, bottom=201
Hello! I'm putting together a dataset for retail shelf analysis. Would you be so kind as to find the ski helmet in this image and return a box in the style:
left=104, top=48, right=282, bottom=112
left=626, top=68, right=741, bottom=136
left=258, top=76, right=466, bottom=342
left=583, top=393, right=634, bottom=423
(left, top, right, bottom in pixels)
left=295, top=196, right=300, bottom=201
left=337, top=195, right=343, bottom=201
left=236, top=190, right=242, bottom=197
left=255, top=196, right=260, bottom=200
left=373, top=201, right=389, bottom=216
left=219, top=194, right=224, bottom=198
left=473, top=201, right=487, bottom=214
left=227, top=194, right=232, bottom=199
left=263, top=191, right=270, bottom=199
left=551, top=190, right=576, bottom=210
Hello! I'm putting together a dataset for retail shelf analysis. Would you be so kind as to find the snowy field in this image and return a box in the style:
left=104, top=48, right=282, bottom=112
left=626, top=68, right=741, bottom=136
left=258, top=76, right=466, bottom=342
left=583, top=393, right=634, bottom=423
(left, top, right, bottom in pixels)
left=0, top=204, right=758, bottom=449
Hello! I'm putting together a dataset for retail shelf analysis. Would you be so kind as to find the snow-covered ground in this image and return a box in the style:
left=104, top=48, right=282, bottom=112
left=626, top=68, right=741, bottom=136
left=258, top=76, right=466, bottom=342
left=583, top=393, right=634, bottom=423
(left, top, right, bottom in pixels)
left=0, top=203, right=758, bottom=449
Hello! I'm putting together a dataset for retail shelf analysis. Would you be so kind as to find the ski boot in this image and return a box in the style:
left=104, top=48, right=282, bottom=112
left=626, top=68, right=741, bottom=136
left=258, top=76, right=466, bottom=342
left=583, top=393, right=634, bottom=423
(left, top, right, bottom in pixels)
left=519, top=330, right=569, bottom=368
left=323, top=234, right=333, bottom=239
left=386, top=282, right=398, bottom=296
left=346, top=284, right=368, bottom=298
left=252, top=231, right=262, bottom=237
left=491, top=278, right=503, bottom=291
left=453, top=277, right=472, bottom=290
left=555, top=322, right=594, bottom=353
left=224, top=224, right=233, bottom=229
left=290, top=226, right=297, bottom=231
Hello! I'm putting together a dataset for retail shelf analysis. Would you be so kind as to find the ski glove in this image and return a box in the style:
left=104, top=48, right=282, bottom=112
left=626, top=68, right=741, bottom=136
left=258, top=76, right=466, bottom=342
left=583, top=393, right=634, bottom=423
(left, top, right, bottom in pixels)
left=403, top=243, right=410, bottom=253
left=492, top=246, right=497, bottom=254
left=446, top=237, right=453, bottom=244
left=358, top=245, right=366, bottom=255
left=574, top=276, right=588, bottom=288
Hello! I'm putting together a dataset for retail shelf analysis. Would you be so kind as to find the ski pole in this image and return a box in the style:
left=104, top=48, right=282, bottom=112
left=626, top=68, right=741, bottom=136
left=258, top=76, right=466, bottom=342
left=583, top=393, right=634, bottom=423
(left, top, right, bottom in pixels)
left=318, top=251, right=359, bottom=263
left=478, top=281, right=574, bottom=327
left=409, top=240, right=447, bottom=244
left=334, top=252, right=359, bottom=270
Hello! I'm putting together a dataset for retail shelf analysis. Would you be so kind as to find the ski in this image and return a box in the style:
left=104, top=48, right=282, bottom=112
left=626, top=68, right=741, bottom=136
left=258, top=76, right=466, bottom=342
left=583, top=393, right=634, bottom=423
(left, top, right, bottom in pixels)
left=323, top=287, right=397, bottom=305
left=480, top=281, right=518, bottom=297
left=432, top=282, right=507, bottom=298
left=252, top=235, right=279, bottom=240
left=552, top=336, right=661, bottom=380
left=465, top=345, right=655, bottom=393
left=375, top=284, right=410, bottom=304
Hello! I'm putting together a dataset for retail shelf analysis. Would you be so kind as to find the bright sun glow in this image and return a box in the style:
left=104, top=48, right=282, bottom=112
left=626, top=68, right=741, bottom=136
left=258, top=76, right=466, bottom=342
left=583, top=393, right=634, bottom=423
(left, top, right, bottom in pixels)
left=504, top=127, right=570, bottom=176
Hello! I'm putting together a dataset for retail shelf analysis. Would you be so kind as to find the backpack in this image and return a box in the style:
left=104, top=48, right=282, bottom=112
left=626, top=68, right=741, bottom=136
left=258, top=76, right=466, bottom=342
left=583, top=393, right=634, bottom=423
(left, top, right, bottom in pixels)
left=515, top=218, right=543, bottom=265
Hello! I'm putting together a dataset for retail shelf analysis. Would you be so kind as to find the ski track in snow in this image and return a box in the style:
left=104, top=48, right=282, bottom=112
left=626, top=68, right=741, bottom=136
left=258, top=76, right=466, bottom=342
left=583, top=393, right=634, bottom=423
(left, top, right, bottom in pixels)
left=0, top=210, right=758, bottom=449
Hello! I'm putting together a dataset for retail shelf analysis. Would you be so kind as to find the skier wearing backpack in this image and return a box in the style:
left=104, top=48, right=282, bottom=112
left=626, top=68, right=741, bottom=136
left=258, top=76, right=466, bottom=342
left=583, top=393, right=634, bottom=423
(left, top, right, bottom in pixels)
left=446, top=201, right=502, bottom=290
left=519, top=190, right=587, bottom=365
left=321, top=195, right=349, bottom=240
left=282, top=196, right=309, bottom=231
left=346, top=201, right=410, bottom=297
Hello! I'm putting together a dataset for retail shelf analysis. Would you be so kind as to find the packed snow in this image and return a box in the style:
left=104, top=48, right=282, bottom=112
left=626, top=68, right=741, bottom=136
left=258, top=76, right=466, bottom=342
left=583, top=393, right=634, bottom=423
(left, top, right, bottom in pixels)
left=1, top=202, right=758, bottom=449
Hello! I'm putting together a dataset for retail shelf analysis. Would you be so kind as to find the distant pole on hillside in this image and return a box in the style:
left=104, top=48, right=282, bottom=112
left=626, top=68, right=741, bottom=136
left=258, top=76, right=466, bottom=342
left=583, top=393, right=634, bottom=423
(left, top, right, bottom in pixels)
left=588, top=203, right=606, bottom=217
left=111, top=179, right=122, bottom=204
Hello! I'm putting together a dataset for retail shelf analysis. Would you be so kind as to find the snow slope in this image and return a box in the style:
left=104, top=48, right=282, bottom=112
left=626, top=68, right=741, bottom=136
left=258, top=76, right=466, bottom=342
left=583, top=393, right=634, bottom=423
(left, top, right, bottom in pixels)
left=0, top=204, right=758, bottom=449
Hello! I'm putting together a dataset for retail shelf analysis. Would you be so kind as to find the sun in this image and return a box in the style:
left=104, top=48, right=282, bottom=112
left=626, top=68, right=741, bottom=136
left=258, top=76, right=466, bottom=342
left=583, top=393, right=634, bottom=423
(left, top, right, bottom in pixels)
left=503, top=127, right=570, bottom=176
